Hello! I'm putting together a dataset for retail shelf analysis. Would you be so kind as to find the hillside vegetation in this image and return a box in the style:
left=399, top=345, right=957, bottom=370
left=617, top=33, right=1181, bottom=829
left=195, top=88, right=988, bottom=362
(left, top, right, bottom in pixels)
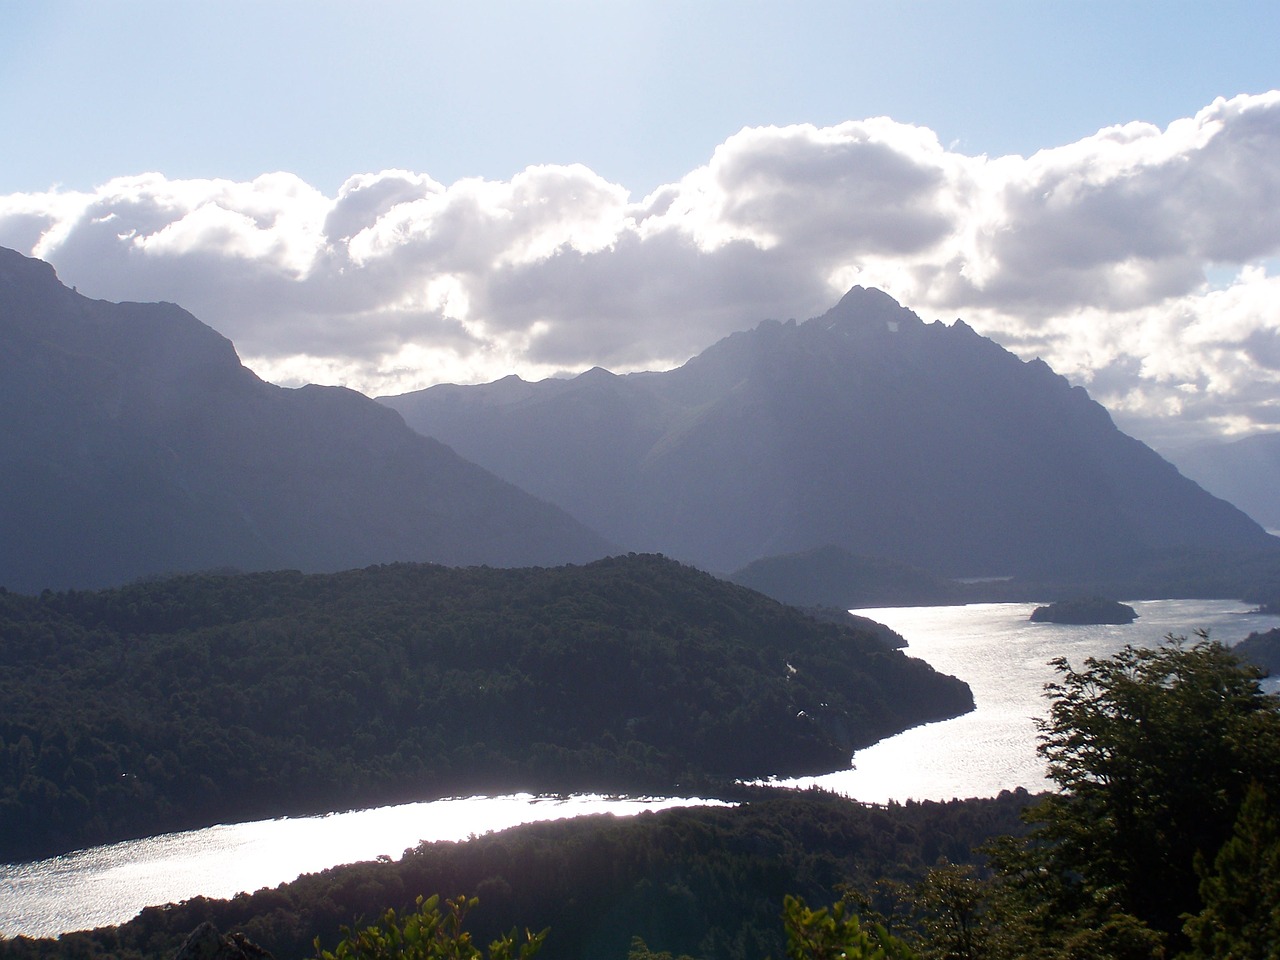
left=0, top=554, right=971, bottom=862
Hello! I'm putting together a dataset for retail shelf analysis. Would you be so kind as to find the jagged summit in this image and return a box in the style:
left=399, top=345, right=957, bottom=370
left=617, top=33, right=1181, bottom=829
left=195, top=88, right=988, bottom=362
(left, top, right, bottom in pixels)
left=383, top=286, right=1276, bottom=581
left=816, top=284, right=925, bottom=336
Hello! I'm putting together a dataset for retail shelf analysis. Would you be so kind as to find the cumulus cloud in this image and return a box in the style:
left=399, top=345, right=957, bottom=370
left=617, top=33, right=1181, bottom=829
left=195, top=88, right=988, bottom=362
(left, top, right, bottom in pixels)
left=2, top=93, right=1280, bottom=447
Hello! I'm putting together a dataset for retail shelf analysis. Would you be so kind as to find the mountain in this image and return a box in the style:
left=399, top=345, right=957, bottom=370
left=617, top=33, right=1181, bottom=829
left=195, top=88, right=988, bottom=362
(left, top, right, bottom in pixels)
left=1165, top=432, right=1280, bottom=532
left=0, top=248, right=611, bottom=593
left=730, top=544, right=962, bottom=608
left=382, top=287, right=1277, bottom=580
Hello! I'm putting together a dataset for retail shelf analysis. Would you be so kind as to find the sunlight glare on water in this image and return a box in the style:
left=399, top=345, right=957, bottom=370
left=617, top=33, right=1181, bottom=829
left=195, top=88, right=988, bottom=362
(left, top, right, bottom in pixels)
left=774, top=599, right=1280, bottom=804
left=0, top=794, right=726, bottom=938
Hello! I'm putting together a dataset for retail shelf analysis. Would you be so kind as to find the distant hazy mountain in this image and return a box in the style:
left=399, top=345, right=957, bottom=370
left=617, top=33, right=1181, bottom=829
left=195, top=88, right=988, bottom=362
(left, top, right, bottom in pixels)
left=0, top=248, right=611, bottom=593
left=1165, top=433, right=1280, bottom=532
left=382, top=287, right=1276, bottom=579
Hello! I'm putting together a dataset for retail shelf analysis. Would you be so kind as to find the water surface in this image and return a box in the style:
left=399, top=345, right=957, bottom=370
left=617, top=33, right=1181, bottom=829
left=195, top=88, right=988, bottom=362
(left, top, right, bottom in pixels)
left=0, top=794, right=724, bottom=938
left=775, top=598, right=1280, bottom=802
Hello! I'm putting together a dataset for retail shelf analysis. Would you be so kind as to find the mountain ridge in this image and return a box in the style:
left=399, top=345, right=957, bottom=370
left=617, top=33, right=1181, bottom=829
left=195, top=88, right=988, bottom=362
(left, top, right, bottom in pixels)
left=381, top=288, right=1277, bottom=582
left=0, top=247, right=612, bottom=593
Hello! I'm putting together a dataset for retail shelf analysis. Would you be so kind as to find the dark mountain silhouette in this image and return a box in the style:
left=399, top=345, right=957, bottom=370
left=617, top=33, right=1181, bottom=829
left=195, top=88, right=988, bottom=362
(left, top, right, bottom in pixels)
left=1166, top=432, right=1280, bottom=532
left=730, top=544, right=962, bottom=609
left=382, top=287, right=1277, bottom=580
left=0, top=248, right=611, bottom=593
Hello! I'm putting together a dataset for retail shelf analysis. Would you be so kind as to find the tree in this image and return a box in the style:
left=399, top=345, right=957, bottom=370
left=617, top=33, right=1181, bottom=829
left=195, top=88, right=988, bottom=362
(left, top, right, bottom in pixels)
left=1181, top=783, right=1280, bottom=959
left=989, top=635, right=1280, bottom=955
left=627, top=936, right=698, bottom=960
left=314, top=895, right=546, bottom=960
left=781, top=895, right=919, bottom=960
left=909, top=863, right=988, bottom=960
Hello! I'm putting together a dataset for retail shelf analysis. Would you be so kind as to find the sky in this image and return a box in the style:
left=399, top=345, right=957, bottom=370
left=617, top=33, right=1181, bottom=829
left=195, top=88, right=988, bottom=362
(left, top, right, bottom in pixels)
left=3, top=1, right=1280, bottom=452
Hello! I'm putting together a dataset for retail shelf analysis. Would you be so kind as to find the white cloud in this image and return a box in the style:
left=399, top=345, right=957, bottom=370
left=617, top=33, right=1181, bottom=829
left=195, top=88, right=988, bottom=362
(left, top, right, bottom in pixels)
left=3, top=93, right=1280, bottom=449
left=677, top=119, right=962, bottom=256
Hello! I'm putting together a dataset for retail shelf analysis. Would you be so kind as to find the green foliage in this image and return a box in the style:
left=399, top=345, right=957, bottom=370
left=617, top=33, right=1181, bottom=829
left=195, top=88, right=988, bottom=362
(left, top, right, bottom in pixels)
left=976, top=635, right=1280, bottom=958
left=314, top=895, right=546, bottom=960
left=1181, top=783, right=1280, bottom=960
left=908, top=863, right=987, bottom=960
left=1031, top=637, right=1280, bottom=934
left=781, top=895, right=918, bottom=960
left=627, top=936, right=698, bottom=960
left=802, top=638, right=1280, bottom=960
left=0, top=555, right=972, bottom=861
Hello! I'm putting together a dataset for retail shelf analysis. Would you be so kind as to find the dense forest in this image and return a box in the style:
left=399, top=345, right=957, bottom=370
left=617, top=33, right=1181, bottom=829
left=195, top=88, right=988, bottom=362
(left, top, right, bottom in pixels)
left=1231, top=626, right=1280, bottom=674
left=0, top=554, right=972, bottom=862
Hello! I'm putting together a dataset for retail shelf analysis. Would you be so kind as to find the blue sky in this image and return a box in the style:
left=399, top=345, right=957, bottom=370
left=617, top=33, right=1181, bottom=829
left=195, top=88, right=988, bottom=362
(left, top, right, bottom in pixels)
left=7, top=1, right=1276, bottom=195
left=3, top=1, right=1280, bottom=450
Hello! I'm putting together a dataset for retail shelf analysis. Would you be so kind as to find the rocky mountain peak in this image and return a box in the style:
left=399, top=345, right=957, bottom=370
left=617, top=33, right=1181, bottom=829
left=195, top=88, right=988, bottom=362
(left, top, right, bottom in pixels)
left=383, top=286, right=1277, bottom=582
left=813, top=285, right=925, bottom=337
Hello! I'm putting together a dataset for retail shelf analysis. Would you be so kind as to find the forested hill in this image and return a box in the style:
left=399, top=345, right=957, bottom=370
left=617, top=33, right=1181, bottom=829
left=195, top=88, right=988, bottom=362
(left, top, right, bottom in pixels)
left=0, top=554, right=972, bottom=862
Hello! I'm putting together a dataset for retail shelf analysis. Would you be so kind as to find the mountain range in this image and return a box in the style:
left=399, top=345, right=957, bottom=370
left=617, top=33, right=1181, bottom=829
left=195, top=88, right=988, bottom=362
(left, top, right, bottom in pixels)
left=4, top=244, right=1274, bottom=596
left=0, top=247, right=610, bottom=593
left=382, top=287, right=1276, bottom=580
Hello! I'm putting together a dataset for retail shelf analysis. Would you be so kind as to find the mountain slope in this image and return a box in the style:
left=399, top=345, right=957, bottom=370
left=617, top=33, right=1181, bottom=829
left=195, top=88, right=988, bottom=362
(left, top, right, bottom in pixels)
left=382, top=287, right=1276, bottom=578
left=1166, top=432, right=1280, bottom=532
left=730, top=544, right=963, bottom=608
left=0, top=248, right=611, bottom=592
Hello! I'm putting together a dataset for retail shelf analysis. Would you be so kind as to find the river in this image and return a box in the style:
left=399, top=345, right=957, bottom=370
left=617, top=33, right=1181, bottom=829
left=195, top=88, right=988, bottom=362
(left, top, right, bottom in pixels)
left=0, top=794, right=727, bottom=938
left=3, top=598, right=1277, bottom=938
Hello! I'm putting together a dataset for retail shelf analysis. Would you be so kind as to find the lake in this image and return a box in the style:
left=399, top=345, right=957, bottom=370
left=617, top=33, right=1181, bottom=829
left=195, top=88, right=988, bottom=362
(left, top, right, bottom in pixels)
left=4, top=597, right=1277, bottom=938
left=775, top=597, right=1280, bottom=801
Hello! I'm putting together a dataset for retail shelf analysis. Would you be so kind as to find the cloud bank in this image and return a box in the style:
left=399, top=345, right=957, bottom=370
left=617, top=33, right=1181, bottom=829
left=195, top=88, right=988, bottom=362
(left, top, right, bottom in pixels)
left=3, top=92, right=1280, bottom=449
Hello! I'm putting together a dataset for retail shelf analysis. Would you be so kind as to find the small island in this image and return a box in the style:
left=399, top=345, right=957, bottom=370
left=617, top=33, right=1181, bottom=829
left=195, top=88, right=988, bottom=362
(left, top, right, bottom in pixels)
left=1029, top=597, right=1138, bottom=625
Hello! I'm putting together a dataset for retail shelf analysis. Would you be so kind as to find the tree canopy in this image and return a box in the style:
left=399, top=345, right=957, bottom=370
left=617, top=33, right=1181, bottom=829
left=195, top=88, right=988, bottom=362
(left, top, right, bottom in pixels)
left=1025, top=637, right=1280, bottom=939
left=906, top=635, right=1280, bottom=959
left=0, top=555, right=972, bottom=861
